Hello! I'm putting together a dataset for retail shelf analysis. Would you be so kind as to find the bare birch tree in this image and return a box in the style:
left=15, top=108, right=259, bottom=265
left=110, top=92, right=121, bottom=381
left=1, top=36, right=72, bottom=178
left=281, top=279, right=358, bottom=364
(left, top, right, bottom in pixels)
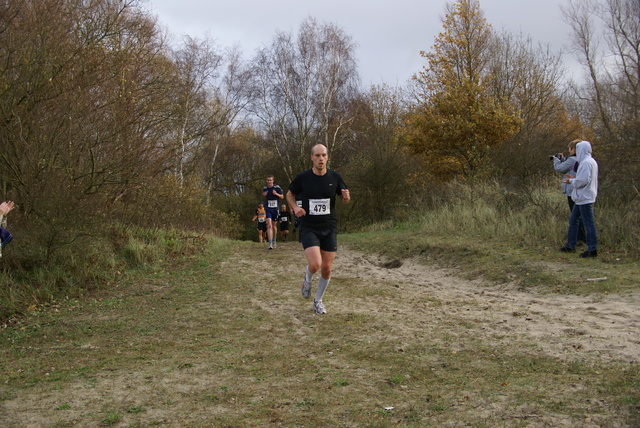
left=250, top=17, right=359, bottom=182
left=169, top=36, right=223, bottom=184
left=487, top=30, right=584, bottom=180
left=169, top=38, right=256, bottom=197
left=563, top=0, right=640, bottom=191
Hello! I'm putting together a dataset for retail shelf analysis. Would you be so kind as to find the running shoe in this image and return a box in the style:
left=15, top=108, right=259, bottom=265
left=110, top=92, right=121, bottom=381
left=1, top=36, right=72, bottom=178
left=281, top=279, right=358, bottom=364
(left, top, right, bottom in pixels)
left=268, top=245, right=273, bottom=250
left=313, top=299, right=327, bottom=315
left=301, top=275, right=312, bottom=299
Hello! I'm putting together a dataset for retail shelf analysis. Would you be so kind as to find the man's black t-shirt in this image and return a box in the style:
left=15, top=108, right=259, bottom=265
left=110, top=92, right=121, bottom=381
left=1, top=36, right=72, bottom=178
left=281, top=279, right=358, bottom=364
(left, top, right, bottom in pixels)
left=288, top=169, right=347, bottom=229
left=278, top=210, right=289, bottom=226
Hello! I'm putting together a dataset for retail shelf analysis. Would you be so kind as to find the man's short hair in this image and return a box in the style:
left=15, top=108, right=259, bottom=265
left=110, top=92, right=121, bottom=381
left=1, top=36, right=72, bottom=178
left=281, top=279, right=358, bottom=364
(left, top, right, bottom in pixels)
left=310, top=144, right=327, bottom=155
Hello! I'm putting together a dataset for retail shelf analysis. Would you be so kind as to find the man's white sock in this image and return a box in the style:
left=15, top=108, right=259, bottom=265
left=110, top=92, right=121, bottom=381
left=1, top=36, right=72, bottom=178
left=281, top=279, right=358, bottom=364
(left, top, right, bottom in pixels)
left=305, top=266, right=314, bottom=283
left=315, top=276, right=330, bottom=301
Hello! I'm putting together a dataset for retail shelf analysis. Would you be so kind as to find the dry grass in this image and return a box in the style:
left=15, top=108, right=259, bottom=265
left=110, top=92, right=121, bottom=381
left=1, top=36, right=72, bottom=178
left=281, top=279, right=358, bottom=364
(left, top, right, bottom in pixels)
left=1, top=237, right=639, bottom=427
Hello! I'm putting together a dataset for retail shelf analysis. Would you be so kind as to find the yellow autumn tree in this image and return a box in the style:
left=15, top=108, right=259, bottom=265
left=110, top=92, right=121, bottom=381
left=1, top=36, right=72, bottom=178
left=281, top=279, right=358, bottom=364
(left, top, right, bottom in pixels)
left=406, top=0, right=521, bottom=180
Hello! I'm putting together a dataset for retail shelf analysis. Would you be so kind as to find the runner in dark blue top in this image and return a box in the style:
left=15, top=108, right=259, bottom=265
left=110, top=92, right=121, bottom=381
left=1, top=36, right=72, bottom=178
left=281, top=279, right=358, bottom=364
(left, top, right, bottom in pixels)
left=286, top=144, right=350, bottom=314
left=263, top=175, right=284, bottom=250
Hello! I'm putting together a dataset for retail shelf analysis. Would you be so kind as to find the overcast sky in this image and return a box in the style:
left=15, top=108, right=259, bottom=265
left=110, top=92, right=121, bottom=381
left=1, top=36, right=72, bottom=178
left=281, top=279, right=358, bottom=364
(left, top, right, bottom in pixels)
left=146, top=0, right=578, bottom=87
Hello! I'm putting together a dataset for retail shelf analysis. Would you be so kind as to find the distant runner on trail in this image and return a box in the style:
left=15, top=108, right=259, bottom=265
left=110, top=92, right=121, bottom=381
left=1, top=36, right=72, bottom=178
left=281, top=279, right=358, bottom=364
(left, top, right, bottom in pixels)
left=263, top=175, right=284, bottom=250
left=291, top=200, right=302, bottom=240
left=252, top=202, right=267, bottom=243
left=286, top=144, right=350, bottom=315
left=278, top=204, right=290, bottom=242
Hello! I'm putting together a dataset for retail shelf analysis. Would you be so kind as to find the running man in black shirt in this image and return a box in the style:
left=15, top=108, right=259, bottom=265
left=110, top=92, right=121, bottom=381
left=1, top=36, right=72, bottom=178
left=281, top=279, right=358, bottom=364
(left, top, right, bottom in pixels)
left=278, top=204, right=290, bottom=242
left=286, top=144, right=350, bottom=314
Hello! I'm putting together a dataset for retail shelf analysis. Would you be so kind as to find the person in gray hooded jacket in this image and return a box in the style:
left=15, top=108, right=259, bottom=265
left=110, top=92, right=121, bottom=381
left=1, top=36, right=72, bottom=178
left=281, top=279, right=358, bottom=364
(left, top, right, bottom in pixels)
left=553, top=139, right=586, bottom=243
left=560, top=140, right=598, bottom=257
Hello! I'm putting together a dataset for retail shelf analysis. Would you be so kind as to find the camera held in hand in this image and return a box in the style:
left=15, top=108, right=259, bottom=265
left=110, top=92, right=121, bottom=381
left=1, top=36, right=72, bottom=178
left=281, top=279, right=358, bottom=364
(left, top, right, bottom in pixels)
left=549, top=153, right=563, bottom=161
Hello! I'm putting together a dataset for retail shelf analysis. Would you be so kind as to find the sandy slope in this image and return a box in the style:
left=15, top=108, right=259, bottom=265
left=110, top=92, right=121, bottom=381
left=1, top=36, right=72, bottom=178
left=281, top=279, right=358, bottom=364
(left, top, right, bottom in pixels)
left=335, top=248, right=640, bottom=364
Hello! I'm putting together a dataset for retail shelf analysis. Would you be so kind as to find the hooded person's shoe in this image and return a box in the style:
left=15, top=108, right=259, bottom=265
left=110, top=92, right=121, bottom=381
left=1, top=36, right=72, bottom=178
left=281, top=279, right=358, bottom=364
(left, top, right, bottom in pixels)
left=579, top=250, right=597, bottom=258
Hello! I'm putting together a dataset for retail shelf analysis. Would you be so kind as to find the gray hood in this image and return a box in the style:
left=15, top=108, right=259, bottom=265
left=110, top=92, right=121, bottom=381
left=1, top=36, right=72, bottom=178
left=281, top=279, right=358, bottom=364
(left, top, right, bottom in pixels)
left=576, top=141, right=592, bottom=163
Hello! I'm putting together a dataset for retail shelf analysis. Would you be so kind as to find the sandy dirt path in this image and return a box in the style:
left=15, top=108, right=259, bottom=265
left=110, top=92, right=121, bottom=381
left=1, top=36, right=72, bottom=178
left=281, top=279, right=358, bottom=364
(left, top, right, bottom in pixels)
left=335, top=247, right=640, bottom=364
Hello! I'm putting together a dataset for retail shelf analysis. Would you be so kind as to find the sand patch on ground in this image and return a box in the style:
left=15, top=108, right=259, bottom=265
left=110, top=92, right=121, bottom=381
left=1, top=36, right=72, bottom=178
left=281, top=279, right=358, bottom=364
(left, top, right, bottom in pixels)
left=335, top=249, right=640, bottom=364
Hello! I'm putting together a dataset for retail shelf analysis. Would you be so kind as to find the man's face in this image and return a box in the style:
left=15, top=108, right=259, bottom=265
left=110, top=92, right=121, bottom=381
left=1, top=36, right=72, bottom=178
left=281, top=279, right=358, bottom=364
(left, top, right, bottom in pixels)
left=311, top=146, right=328, bottom=170
left=266, top=177, right=274, bottom=187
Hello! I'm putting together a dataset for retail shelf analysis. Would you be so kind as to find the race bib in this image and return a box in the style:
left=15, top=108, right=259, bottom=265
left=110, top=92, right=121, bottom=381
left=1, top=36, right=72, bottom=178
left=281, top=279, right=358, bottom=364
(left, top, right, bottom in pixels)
left=309, top=198, right=330, bottom=215
left=267, top=200, right=277, bottom=208
left=258, top=218, right=265, bottom=223
left=280, top=216, right=288, bottom=222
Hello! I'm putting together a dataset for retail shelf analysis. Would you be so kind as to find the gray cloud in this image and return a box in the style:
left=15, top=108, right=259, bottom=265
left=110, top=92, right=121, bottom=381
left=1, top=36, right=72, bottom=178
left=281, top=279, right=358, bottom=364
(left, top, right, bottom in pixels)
left=148, top=0, right=575, bottom=86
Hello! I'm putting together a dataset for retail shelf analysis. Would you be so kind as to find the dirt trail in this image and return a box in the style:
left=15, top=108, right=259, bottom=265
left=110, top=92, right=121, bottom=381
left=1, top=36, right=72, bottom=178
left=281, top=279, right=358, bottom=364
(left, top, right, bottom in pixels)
left=2, top=241, right=639, bottom=427
left=335, top=247, right=640, bottom=364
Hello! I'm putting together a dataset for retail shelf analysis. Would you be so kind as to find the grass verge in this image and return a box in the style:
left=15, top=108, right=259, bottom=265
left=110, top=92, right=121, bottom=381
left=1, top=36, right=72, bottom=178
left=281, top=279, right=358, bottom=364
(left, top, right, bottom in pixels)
left=1, top=234, right=639, bottom=427
left=342, top=219, right=639, bottom=296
